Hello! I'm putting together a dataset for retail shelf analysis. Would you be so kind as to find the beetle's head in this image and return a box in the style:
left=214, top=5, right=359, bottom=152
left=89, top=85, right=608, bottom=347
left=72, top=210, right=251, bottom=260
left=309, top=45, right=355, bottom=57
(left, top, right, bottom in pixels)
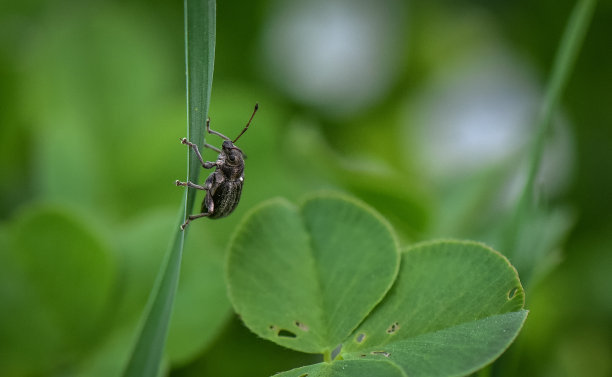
left=222, top=140, right=244, bottom=165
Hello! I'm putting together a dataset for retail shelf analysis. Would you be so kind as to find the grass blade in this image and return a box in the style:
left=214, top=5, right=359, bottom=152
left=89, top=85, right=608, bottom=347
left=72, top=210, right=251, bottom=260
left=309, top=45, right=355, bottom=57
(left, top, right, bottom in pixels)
left=505, top=0, right=597, bottom=257
left=122, top=0, right=216, bottom=376
left=122, top=225, right=185, bottom=377
left=523, top=0, right=597, bottom=203
left=185, top=0, right=216, bottom=214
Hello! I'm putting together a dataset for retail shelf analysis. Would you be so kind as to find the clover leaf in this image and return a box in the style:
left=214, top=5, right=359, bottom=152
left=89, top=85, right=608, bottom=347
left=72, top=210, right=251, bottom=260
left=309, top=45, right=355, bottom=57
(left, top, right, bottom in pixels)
left=227, top=194, right=527, bottom=377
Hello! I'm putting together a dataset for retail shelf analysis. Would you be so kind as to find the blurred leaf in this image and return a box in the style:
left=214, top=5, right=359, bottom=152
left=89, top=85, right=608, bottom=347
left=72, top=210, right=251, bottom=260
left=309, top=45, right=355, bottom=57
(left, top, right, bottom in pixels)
left=21, top=6, right=178, bottom=214
left=74, top=325, right=144, bottom=377
left=0, top=206, right=116, bottom=376
left=275, top=241, right=527, bottom=377
left=112, top=211, right=177, bottom=326
left=75, top=211, right=175, bottom=377
left=427, top=164, right=513, bottom=239
left=69, top=210, right=230, bottom=376
left=176, top=317, right=317, bottom=377
left=19, top=4, right=189, bottom=219
left=509, top=206, right=574, bottom=288
left=284, top=121, right=431, bottom=241
left=0, top=115, right=31, bottom=218
left=227, top=193, right=400, bottom=355
left=122, top=0, right=216, bottom=375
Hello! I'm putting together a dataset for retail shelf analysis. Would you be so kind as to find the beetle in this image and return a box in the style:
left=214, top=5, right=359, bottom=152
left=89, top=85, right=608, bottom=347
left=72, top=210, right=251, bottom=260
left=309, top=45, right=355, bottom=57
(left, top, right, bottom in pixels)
left=176, top=103, right=258, bottom=230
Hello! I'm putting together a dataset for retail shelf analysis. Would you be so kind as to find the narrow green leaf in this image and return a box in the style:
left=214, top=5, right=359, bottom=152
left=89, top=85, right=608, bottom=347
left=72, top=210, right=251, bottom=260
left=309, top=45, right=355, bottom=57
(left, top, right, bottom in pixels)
left=526, top=0, right=597, bottom=190
left=166, top=232, right=232, bottom=364
left=122, top=227, right=184, bottom=377
left=227, top=193, right=400, bottom=354
left=506, top=0, right=597, bottom=257
left=122, top=0, right=216, bottom=376
left=184, top=0, right=216, bottom=214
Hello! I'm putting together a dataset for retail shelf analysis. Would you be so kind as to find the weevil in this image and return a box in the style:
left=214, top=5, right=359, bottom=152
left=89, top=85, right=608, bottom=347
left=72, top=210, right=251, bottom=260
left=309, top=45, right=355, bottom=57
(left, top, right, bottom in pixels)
left=176, top=103, right=258, bottom=230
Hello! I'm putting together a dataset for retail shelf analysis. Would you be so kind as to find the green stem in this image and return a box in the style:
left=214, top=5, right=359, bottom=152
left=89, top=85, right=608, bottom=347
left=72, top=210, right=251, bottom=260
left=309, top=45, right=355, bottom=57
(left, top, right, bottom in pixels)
left=505, top=0, right=597, bottom=258
left=323, top=350, right=332, bottom=363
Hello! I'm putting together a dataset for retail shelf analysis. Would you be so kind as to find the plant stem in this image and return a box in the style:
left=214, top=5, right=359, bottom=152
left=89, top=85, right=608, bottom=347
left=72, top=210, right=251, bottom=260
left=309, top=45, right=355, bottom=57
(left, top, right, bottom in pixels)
left=323, top=350, right=332, bottom=363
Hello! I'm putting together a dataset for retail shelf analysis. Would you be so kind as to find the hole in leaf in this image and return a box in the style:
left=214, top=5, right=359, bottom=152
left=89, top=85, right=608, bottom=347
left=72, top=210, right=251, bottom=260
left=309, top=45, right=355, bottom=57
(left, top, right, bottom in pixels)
left=269, top=325, right=277, bottom=331
left=277, top=329, right=297, bottom=338
left=295, top=321, right=309, bottom=332
left=360, top=354, right=367, bottom=358
left=508, top=287, right=518, bottom=299
left=386, top=321, right=400, bottom=334
left=371, top=350, right=391, bottom=357
left=355, top=333, right=366, bottom=343
left=331, top=344, right=342, bottom=360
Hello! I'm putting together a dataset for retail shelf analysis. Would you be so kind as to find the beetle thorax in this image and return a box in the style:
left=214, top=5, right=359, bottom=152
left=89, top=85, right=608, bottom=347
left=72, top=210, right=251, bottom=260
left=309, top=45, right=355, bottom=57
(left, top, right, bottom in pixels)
left=219, top=141, right=244, bottom=179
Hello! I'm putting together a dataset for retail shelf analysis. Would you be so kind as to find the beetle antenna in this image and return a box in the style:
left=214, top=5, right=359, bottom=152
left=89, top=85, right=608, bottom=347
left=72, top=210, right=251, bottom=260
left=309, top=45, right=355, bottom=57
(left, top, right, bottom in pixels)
left=233, top=103, right=259, bottom=143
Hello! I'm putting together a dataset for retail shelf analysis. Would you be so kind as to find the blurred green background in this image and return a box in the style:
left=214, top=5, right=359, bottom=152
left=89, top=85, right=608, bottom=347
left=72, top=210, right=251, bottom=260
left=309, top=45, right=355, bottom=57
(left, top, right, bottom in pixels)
left=0, top=0, right=610, bottom=376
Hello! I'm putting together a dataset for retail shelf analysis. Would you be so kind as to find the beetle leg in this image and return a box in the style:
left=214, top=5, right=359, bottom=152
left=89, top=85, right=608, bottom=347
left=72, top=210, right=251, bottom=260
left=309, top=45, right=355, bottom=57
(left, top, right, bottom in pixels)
left=203, top=143, right=221, bottom=153
left=180, top=212, right=210, bottom=230
left=181, top=138, right=220, bottom=167
left=181, top=138, right=208, bottom=167
left=175, top=180, right=206, bottom=190
left=206, top=118, right=231, bottom=141
left=203, top=161, right=217, bottom=169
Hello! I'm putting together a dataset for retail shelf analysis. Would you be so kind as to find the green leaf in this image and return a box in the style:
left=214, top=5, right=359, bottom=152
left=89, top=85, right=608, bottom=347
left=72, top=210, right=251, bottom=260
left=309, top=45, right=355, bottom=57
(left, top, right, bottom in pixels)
left=272, top=241, right=526, bottom=377
left=122, top=0, right=216, bottom=376
left=227, top=193, right=400, bottom=354
left=184, top=0, right=216, bottom=215
left=0, top=207, right=115, bottom=376
left=338, top=241, right=527, bottom=377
